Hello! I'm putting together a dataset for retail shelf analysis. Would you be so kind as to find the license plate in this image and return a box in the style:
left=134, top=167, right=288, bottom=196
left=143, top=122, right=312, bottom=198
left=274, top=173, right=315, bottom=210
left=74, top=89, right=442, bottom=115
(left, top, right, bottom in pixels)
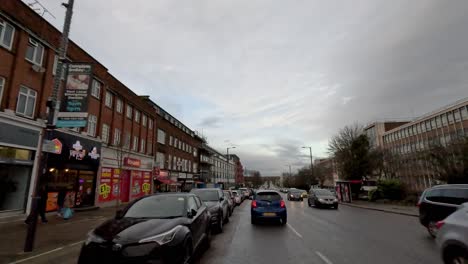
left=263, top=212, right=276, bottom=217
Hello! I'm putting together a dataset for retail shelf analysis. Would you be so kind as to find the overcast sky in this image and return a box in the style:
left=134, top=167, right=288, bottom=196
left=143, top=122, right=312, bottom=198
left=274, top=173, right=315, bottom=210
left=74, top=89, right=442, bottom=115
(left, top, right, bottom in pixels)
left=28, top=0, right=468, bottom=175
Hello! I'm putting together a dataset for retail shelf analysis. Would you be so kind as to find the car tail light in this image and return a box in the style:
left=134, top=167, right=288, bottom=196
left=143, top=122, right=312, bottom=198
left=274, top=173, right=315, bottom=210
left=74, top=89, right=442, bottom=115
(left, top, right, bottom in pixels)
left=251, top=200, right=257, bottom=208
left=436, top=220, right=445, bottom=229
left=280, top=200, right=285, bottom=208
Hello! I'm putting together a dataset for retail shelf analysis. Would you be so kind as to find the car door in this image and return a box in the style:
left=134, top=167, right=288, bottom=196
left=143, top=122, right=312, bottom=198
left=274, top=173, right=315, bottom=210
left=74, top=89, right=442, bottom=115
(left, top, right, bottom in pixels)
left=219, top=190, right=228, bottom=217
left=196, top=196, right=210, bottom=230
left=187, top=196, right=204, bottom=247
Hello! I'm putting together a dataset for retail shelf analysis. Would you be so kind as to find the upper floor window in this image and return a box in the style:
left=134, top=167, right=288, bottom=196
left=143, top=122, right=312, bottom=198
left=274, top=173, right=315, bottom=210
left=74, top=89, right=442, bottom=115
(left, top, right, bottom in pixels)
left=0, top=77, right=4, bottom=105
left=135, top=110, right=140, bottom=123
left=87, top=114, right=97, bottom=136
left=157, top=129, right=166, bottom=144
left=105, top=91, right=113, bottom=108
left=142, top=114, right=147, bottom=127
left=124, top=132, right=131, bottom=149
left=148, top=119, right=153, bottom=129
left=16, top=86, right=36, bottom=118
left=101, top=124, right=110, bottom=144
left=0, top=20, right=15, bottom=50
left=25, top=38, right=44, bottom=66
left=113, top=128, right=121, bottom=146
left=91, top=79, right=101, bottom=99
left=132, top=136, right=139, bottom=152
left=126, top=105, right=133, bottom=119
left=140, top=139, right=146, bottom=153
left=461, top=106, right=468, bottom=120
left=116, top=98, right=123, bottom=113
left=169, top=136, right=173, bottom=146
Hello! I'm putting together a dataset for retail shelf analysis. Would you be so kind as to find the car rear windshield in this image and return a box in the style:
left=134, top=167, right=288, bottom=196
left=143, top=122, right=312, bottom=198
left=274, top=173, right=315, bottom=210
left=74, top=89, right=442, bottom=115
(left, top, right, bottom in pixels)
left=256, top=192, right=282, bottom=201
left=425, top=188, right=468, bottom=205
left=124, top=196, right=186, bottom=218
left=191, top=190, right=219, bottom=201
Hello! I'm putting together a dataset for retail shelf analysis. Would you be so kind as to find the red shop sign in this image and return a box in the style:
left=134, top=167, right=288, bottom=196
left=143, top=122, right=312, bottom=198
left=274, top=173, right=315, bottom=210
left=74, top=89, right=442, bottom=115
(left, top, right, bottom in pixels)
left=124, top=157, right=141, bottom=168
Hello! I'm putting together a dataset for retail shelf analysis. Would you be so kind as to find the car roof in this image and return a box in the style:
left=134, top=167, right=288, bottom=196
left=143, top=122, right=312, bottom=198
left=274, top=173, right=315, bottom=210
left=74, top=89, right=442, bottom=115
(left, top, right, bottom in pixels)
left=191, top=188, right=221, bottom=191
left=428, top=184, right=468, bottom=190
left=256, top=190, right=280, bottom=194
left=151, top=193, right=195, bottom=197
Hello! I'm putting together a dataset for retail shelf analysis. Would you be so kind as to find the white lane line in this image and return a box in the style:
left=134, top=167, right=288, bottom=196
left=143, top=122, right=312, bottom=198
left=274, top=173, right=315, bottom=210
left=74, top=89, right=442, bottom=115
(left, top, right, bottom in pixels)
left=9, top=240, right=85, bottom=264
left=286, top=223, right=303, bottom=238
left=316, top=251, right=333, bottom=264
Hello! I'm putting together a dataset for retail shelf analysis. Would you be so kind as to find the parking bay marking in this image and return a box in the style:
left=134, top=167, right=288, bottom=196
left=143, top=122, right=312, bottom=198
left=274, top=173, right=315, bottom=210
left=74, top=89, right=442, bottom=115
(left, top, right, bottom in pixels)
left=9, top=240, right=85, bottom=264
left=316, top=251, right=334, bottom=264
left=286, top=223, right=303, bottom=239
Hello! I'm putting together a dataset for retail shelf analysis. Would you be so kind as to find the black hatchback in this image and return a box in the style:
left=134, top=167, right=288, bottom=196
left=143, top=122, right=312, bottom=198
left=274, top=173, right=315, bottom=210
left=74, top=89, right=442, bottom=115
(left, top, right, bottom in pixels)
left=418, top=184, right=468, bottom=238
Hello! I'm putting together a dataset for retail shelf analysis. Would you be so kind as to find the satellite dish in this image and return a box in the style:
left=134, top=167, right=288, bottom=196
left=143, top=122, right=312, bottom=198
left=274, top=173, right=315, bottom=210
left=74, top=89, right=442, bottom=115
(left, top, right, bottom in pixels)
left=32, top=64, right=46, bottom=73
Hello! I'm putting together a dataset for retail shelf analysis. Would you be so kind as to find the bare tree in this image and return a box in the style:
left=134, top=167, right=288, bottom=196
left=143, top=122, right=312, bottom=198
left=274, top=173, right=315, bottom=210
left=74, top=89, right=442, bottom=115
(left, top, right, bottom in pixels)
left=427, top=136, right=468, bottom=184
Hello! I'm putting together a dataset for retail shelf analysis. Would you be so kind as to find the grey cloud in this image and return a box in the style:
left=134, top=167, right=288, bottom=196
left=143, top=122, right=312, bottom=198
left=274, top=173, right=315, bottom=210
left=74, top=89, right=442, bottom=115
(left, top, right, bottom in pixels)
left=198, top=116, right=222, bottom=128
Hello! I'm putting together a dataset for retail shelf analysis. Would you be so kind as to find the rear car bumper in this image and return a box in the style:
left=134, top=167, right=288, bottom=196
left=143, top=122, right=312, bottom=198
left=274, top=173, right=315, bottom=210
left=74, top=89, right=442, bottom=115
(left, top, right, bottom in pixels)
left=316, top=201, right=338, bottom=208
left=288, top=197, right=302, bottom=201
left=251, top=208, right=287, bottom=221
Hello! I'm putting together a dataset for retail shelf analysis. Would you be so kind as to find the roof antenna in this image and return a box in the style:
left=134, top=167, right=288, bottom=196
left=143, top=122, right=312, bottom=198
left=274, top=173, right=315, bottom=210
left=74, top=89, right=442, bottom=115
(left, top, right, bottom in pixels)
left=27, top=0, right=56, bottom=19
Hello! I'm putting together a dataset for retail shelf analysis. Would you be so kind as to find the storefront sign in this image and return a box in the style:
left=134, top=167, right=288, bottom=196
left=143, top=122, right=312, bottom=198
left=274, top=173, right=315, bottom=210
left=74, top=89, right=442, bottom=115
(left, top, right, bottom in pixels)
left=57, top=63, right=93, bottom=128
left=0, top=121, right=39, bottom=148
left=98, top=168, right=113, bottom=202
left=142, top=172, right=151, bottom=195
left=42, top=138, right=62, bottom=154
left=124, top=157, right=141, bottom=168
left=131, top=171, right=143, bottom=198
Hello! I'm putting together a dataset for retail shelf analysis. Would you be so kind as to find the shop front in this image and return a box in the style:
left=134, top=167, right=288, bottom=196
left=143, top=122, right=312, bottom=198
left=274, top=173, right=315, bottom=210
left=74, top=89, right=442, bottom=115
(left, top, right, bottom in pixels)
left=98, top=148, right=153, bottom=207
left=153, top=169, right=179, bottom=192
left=0, top=115, right=43, bottom=216
left=45, top=130, right=101, bottom=211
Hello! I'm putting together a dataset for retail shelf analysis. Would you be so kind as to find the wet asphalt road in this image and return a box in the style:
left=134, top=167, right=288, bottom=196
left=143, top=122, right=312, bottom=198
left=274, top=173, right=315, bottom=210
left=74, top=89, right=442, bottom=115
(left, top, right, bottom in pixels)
left=15, top=194, right=441, bottom=264
left=196, top=193, right=440, bottom=264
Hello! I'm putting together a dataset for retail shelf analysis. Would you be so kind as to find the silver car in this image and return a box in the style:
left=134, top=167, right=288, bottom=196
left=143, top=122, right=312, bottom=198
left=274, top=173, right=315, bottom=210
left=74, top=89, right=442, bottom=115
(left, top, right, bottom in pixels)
left=436, top=202, right=468, bottom=264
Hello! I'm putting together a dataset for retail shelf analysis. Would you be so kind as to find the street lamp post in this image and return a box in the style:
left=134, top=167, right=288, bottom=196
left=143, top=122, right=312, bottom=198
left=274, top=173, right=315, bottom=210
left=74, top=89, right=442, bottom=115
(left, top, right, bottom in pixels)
left=226, top=146, right=236, bottom=160
left=302, top=146, right=313, bottom=186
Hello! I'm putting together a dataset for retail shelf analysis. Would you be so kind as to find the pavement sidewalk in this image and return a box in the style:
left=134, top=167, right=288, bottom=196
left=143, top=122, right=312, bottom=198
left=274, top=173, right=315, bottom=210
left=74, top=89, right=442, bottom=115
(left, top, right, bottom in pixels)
left=340, top=200, right=419, bottom=217
left=0, top=206, right=123, bottom=264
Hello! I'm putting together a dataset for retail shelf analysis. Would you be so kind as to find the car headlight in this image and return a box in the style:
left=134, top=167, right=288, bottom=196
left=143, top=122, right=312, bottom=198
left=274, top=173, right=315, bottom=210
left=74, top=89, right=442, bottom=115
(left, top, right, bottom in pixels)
left=333, top=198, right=338, bottom=202
left=318, top=198, right=325, bottom=202
left=139, top=225, right=182, bottom=245
left=290, top=194, right=294, bottom=197
left=85, top=231, right=105, bottom=245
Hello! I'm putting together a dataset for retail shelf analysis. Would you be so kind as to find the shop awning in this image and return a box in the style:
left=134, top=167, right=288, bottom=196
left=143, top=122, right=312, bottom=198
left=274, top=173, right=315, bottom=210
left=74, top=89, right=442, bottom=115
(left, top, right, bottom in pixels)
left=155, top=176, right=178, bottom=185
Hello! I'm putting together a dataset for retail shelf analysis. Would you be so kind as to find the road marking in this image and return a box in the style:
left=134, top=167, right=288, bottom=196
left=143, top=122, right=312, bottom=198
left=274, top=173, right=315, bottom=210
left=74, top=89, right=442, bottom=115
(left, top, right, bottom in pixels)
left=0, top=219, right=24, bottom=224
left=316, top=251, right=333, bottom=264
left=9, top=240, right=85, bottom=264
left=286, top=223, right=303, bottom=238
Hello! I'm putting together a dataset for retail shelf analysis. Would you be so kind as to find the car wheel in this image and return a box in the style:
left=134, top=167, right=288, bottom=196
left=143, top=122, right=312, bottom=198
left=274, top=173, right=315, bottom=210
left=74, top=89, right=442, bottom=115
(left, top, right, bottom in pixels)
left=180, top=238, right=193, bottom=264
left=444, top=246, right=468, bottom=264
left=427, top=221, right=438, bottom=238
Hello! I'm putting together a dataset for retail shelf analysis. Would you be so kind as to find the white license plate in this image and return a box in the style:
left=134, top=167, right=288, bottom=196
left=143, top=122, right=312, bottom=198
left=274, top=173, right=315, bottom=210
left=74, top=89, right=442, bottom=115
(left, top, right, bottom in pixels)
left=263, top=212, right=276, bottom=217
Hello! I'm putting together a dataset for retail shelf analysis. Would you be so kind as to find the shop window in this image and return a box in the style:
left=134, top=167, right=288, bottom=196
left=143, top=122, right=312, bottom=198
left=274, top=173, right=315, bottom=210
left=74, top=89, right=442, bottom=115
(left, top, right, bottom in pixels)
left=105, top=91, right=113, bottom=108
left=0, top=19, right=15, bottom=50
left=91, top=79, right=101, bottom=99
left=142, top=114, right=147, bottom=127
left=16, top=86, right=37, bottom=118
left=116, top=98, right=123, bottom=113
left=113, top=128, right=121, bottom=146
left=87, top=115, right=97, bottom=136
left=101, top=124, right=110, bottom=144
left=25, top=38, right=44, bottom=66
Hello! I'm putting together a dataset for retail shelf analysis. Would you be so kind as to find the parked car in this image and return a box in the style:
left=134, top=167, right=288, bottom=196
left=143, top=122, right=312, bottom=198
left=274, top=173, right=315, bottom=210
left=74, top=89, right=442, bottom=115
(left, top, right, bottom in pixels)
left=239, top=188, right=249, bottom=200
left=418, top=184, right=468, bottom=237
left=436, top=202, right=468, bottom=264
left=251, top=190, right=287, bottom=225
left=231, top=190, right=242, bottom=205
left=287, top=189, right=303, bottom=201
left=300, top=189, right=308, bottom=198
left=78, top=193, right=211, bottom=264
left=308, top=189, right=339, bottom=209
left=191, top=188, right=230, bottom=233
left=223, top=190, right=235, bottom=216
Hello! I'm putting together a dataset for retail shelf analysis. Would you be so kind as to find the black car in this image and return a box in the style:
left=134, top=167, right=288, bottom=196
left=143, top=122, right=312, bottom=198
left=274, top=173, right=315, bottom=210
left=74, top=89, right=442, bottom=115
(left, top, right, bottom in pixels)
left=78, top=193, right=211, bottom=264
left=190, top=188, right=230, bottom=233
left=308, top=189, right=339, bottom=209
left=418, top=184, right=468, bottom=238
left=223, top=190, right=235, bottom=216
left=287, top=189, right=303, bottom=201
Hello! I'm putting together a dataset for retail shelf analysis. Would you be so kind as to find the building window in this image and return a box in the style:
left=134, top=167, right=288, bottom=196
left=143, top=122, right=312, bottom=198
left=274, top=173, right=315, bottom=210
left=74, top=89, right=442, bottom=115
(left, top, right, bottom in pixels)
left=149, top=119, right=153, bottom=129
left=135, top=110, right=140, bottom=123
left=113, top=128, right=121, bottom=146
left=124, top=132, right=131, bottom=149
left=172, top=156, right=177, bottom=170
left=169, top=136, right=173, bottom=146
left=156, top=152, right=165, bottom=169
left=16, top=86, right=37, bottom=118
left=447, top=111, right=454, bottom=124
left=147, top=140, right=153, bottom=155
left=461, top=106, right=468, bottom=120
left=132, top=136, right=139, bottom=151
left=87, top=114, right=97, bottom=136
left=116, top=98, right=123, bottom=113
left=104, top=91, right=113, bottom=108
left=126, top=105, right=133, bottom=119
left=0, top=20, right=15, bottom=50
left=168, top=154, right=172, bottom=169
left=142, top=114, right=147, bottom=127
left=193, top=162, right=198, bottom=173
left=101, top=124, right=110, bottom=143
left=454, top=109, right=462, bottom=122
left=157, top=129, right=166, bottom=144
left=174, top=138, right=178, bottom=148
left=140, top=139, right=145, bottom=153
left=0, top=77, right=4, bottom=104
left=178, top=140, right=182, bottom=149
left=91, top=79, right=101, bottom=99
left=25, top=38, right=44, bottom=66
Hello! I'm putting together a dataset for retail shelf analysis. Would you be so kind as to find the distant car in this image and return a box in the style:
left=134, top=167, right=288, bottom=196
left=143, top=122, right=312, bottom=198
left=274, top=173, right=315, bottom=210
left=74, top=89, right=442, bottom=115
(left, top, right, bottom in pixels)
left=191, top=188, right=230, bottom=233
left=231, top=190, right=242, bottom=205
left=287, top=189, right=303, bottom=201
left=436, top=202, right=468, bottom=264
left=308, top=189, right=339, bottom=209
left=78, top=193, right=211, bottom=264
left=251, top=190, right=287, bottom=225
left=223, top=190, right=235, bottom=216
left=418, top=184, right=468, bottom=238
left=299, top=189, right=308, bottom=198
left=239, top=188, right=249, bottom=200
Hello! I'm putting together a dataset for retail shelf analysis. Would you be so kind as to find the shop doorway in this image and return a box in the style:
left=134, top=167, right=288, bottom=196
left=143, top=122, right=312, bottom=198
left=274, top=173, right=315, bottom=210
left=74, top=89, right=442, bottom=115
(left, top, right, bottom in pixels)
left=0, top=164, right=32, bottom=213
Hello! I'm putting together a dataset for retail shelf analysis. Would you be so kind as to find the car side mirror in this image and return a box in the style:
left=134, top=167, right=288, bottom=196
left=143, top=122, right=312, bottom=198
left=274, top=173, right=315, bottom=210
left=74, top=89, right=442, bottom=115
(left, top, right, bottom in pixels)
left=219, top=197, right=224, bottom=202
left=188, top=209, right=197, bottom=218
left=115, top=209, right=124, bottom=219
